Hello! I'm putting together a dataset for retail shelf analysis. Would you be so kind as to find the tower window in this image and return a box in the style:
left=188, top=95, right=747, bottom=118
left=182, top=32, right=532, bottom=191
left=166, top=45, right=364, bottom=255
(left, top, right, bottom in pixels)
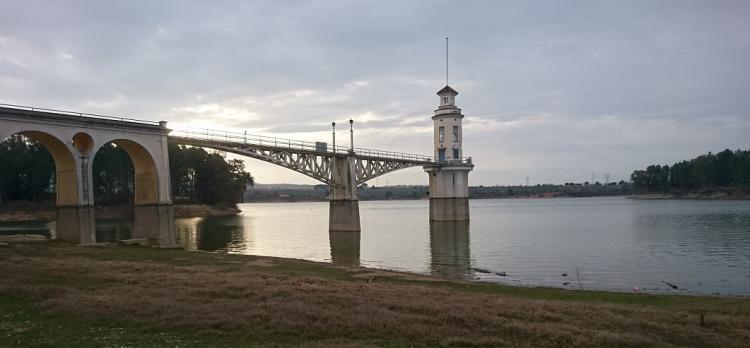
left=453, top=126, right=459, bottom=141
left=439, top=126, right=445, bottom=142
left=453, top=148, right=459, bottom=159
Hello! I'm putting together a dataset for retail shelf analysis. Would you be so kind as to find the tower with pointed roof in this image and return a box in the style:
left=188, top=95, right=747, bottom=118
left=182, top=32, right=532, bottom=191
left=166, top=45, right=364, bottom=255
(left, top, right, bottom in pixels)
left=433, top=85, right=463, bottom=161
left=424, top=84, right=473, bottom=221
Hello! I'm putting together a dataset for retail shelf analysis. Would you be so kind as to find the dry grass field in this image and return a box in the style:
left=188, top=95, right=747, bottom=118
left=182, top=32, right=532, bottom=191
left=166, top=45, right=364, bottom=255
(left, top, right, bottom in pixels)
left=1, top=239, right=749, bottom=347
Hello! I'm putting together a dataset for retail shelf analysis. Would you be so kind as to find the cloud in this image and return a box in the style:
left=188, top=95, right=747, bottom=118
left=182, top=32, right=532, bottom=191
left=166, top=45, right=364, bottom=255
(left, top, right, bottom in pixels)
left=1, top=0, right=749, bottom=185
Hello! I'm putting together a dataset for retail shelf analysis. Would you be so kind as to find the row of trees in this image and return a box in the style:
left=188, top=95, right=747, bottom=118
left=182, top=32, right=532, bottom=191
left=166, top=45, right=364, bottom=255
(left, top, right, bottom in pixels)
left=168, top=143, right=254, bottom=206
left=631, top=149, right=750, bottom=192
left=0, top=136, right=254, bottom=207
left=0, top=136, right=56, bottom=203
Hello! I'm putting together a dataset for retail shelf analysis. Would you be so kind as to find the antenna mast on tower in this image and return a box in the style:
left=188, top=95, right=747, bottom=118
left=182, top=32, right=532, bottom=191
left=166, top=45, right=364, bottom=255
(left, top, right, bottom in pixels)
left=445, top=37, right=449, bottom=85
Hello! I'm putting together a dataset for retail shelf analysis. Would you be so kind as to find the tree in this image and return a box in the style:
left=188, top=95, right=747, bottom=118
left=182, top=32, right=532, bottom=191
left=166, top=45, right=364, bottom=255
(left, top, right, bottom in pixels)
left=169, top=145, right=254, bottom=207
left=1, top=139, right=254, bottom=208
left=631, top=148, right=750, bottom=192
left=0, top=135, right=55, bottom=203
left=93, top=143, right=134, bottom=204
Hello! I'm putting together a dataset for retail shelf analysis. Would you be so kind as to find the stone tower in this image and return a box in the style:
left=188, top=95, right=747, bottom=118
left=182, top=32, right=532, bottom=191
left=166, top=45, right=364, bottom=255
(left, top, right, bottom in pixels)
left=424, top=85, right=473, bottom=221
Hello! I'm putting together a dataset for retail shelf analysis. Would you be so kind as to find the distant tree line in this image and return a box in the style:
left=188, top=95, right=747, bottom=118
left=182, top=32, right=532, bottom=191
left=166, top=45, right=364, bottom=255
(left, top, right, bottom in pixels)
left=470, top=181, right=633, bottom=198
left=631, top=149, right=750, bottom=192
left=0, top=136, right=253, bottom=207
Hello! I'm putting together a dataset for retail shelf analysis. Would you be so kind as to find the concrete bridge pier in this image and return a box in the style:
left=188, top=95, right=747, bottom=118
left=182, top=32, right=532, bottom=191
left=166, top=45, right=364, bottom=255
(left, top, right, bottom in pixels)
left=329, top=156, right=361, bottom=232
left=329, top=231, right=361, bottom=266
left=425, top=165, right=472, bottom=221
left=55, top=206, right=96, bottom=244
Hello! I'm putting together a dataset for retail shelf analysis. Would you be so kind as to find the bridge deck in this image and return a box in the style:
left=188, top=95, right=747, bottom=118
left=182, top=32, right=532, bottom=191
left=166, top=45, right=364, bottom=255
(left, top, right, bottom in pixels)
left=1, top=102, right=471, bottom=166
left=169, top=128, right=439, bottom=165
left=0, top=104, right=162, bottom=131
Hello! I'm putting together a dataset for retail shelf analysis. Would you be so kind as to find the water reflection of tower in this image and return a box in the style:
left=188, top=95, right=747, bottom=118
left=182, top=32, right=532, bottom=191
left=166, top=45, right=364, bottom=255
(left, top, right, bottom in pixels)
left=429, top=221, right=471, bottom=278
left=329, top=231, right=361, bottom=266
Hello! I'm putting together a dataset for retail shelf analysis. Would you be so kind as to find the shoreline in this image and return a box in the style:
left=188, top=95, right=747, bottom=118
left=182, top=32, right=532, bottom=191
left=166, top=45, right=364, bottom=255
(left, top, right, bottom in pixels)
left=0, top=203, right=240, bottom=222
left=3, top=193, right=747, bottom=222
left=629, top=191, right=750, bottom=200
left=1, top=239, right=748, bottom=346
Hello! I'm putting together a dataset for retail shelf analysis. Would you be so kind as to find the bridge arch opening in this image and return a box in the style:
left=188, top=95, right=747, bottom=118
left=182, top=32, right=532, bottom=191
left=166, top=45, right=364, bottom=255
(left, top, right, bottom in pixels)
left=92, top=139, right=160, bottom=206
left=1, top=131, right=78, bottom=206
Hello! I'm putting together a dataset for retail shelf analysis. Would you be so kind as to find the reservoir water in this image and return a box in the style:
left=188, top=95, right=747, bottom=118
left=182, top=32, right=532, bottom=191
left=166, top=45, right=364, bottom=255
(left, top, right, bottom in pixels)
left=2, top=197, right=749, bottom=295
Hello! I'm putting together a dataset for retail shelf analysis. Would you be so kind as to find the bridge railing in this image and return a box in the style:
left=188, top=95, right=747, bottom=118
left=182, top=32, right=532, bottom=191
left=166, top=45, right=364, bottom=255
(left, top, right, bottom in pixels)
left=170, top=127, right=349, bottom=155
left=170, top=127, right=447, bottom=163
left=0, top=103, right=161, bottom=126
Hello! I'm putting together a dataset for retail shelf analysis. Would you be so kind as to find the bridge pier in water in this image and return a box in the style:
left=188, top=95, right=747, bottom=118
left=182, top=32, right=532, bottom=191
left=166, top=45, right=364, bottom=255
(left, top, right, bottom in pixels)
left=329, top=231, right=361, bottom=265
left=425, top=166, right=472, bottom=221
left=329, top=156, right=361, bottom=231
left=55, top=206, right=96, bottom=244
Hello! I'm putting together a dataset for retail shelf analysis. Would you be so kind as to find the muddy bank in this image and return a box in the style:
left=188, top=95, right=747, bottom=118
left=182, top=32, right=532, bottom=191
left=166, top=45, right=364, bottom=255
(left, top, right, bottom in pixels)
left=0, top=203, right=241, bottom=222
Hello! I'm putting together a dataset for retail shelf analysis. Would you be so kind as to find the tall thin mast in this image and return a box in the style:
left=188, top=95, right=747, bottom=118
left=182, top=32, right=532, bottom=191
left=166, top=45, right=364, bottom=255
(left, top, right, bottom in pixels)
left=445, top=37, right=449, bottom=85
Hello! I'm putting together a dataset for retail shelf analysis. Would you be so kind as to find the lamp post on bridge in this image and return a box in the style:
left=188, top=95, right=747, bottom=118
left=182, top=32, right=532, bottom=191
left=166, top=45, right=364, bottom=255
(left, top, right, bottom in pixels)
left=331, top=122, right=336, bottom=152
left=349, top=119, right=354, bottom=154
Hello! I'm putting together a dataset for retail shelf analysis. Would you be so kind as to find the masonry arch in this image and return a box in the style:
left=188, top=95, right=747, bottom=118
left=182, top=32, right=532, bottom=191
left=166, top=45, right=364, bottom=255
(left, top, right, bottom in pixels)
left=92, top=139, right=160, bottom=205
left=1, top=130, right=79, bottom=206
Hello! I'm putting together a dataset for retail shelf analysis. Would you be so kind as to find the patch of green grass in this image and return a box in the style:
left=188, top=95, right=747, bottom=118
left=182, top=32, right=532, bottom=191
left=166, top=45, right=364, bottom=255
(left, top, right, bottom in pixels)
left=0, top=295, right=418, bottom=348
left=0, top=295, right=226, bottom=347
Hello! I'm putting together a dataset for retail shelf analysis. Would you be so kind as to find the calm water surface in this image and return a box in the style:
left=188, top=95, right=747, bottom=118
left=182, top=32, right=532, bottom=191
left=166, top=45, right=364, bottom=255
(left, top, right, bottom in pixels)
left=3, top=197, right=749, bottom=295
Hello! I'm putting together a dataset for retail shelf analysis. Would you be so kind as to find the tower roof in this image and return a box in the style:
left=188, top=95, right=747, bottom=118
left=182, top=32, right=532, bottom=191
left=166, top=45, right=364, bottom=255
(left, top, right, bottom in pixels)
left=437, top=85, right=458, bottom=96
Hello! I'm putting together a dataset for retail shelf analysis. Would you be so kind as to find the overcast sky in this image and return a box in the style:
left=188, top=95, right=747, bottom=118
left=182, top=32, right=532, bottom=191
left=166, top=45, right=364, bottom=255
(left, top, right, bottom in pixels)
left=1, top=1, right=749, bottom=186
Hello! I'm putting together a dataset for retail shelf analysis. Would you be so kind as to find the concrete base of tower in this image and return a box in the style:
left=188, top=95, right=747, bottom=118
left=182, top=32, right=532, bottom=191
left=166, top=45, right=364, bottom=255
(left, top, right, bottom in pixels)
left=429, top=198, right=470, bottom=221
left=329, top=200, right=361, bottom=232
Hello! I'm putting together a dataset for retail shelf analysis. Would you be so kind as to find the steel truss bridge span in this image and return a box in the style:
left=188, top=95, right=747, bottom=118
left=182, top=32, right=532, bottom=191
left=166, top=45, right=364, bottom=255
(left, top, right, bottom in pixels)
left=168, top=128, right=446, bottom=185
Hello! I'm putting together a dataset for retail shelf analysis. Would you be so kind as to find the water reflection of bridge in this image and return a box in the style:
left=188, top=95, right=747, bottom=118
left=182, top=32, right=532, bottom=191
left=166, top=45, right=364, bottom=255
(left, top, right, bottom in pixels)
left=54, top=215, right=472, bottom=279
left=329, top=221, right=471, bottom=277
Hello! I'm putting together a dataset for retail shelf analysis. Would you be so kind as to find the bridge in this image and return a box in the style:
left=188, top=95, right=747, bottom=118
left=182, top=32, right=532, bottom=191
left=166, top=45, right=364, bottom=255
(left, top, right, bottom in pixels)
left=0, top=85, right=473, bottom=236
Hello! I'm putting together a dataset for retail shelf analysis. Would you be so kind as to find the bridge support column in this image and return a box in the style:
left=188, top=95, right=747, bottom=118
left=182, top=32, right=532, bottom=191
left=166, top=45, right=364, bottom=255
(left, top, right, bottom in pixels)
left=425, top=165, right=473, bottom=221
left=329, top=156, right=360, bottom=231
left=329, top=231, right=361, bottom=266
left=55, top=206, right=95, bottom=244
